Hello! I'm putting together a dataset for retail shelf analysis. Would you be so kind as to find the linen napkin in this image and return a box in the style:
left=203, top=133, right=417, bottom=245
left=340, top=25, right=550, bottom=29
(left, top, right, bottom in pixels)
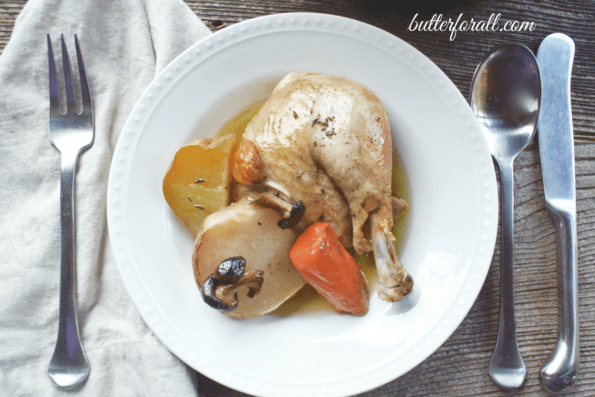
left=0, top=0, right=221, bottom=395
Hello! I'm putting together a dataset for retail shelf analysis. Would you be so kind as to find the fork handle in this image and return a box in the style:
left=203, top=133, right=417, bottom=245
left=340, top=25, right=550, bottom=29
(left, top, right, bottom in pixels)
left=49, top=149, right=89, bottom=387
left=58, top=150, right=83, bottom=348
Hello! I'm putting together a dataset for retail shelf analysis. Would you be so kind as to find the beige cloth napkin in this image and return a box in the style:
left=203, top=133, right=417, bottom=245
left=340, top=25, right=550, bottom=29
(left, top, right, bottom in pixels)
left=0, top=0, right=222, bottom=395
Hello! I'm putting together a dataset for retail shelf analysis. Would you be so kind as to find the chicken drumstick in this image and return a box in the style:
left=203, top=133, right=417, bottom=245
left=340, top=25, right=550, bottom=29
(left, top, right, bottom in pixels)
left=239, top=72, right=413, bottom=302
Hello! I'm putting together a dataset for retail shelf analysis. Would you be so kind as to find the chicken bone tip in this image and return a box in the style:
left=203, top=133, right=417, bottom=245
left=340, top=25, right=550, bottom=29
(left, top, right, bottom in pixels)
left=377, top=273, right=414, bottom=302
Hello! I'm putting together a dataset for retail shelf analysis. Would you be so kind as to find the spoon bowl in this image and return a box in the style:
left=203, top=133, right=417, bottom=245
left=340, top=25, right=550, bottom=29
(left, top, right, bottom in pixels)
left=470, top=44, right=541, bottom=391
left=472, top=44, right=541, bottom=160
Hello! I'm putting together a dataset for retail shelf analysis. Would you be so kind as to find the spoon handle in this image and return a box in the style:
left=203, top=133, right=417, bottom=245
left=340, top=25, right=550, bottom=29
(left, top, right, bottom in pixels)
left=489, top=159, right=526, bottom=391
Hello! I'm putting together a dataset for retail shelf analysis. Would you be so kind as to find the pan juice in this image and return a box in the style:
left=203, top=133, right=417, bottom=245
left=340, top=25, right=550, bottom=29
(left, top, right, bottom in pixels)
left=218, top=101, right=410, bottom=316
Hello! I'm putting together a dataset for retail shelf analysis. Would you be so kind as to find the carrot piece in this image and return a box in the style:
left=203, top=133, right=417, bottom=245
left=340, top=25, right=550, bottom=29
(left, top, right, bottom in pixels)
left=290, top=222, right=368, bottom=316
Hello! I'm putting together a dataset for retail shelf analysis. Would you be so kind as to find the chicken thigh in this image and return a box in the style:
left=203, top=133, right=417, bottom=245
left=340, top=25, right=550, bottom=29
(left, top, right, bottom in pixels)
left=240, top=72, right=413, bottom=301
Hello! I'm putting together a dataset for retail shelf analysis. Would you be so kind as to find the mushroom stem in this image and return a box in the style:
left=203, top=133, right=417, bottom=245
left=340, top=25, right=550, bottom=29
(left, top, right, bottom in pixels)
left=215, top=271, right=265, bottom=302
left=262, top=179, right=292, bottom=199
left=370, top=211, right=413, bottom=302
left=257, top=192, right=306, bottom=229
left=258, top=192, right=292, bottom=212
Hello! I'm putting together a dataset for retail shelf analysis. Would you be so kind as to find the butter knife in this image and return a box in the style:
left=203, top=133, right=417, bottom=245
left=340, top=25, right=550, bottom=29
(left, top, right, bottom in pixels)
left=536, top=33, right=578, bottom=394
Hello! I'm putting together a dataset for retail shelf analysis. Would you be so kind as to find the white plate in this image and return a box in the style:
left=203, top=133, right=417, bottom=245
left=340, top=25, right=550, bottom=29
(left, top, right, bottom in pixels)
left=107, top=13, right=498, bottom=397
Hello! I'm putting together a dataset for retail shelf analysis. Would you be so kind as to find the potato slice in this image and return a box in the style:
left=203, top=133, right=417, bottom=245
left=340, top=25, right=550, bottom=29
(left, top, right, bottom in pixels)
left=192, top=200, right=306, bottom=318
left=163, top=135, right=236, bottom=236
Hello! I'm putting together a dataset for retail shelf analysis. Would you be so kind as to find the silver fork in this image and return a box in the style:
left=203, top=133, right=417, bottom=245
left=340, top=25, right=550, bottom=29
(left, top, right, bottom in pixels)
left=47, top=34, right=93, bottom=389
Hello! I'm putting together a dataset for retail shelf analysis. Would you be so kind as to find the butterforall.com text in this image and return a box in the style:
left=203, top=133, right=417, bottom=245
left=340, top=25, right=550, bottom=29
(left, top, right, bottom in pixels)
left=408, top=13, right=536, bottom=41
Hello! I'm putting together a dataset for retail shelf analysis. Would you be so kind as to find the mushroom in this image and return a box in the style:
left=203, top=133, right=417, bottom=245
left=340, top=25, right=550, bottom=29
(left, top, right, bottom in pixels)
left=255, top=193, right=306, bottom=229
left=192, top=200, right=306, bottom=318
left=200, top=257, right=264, bottom=313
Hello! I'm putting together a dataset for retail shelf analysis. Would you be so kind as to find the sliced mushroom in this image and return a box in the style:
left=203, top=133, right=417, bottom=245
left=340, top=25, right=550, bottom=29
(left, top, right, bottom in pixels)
left=278, top=201, right=306, bottom=229
left=192, top=200, right=306, bottom=318
left=200, top=257, right=265, bottom=313
left=201, top=275, right=236, bottom=312
left=256, top=193, right=306, bottom=229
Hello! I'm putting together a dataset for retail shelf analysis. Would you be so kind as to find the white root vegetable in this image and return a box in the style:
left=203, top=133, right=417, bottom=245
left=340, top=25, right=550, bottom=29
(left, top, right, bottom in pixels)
left=192, top=200, right=306, bottom=318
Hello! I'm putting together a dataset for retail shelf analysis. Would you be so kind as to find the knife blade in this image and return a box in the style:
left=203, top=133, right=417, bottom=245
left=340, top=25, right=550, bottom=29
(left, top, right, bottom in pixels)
left=536, top=33, right=579, bottom=394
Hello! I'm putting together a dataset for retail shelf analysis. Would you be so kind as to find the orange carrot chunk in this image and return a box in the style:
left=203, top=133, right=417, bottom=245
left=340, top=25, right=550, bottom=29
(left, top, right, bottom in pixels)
left=290, top=222, right=368, bottom=316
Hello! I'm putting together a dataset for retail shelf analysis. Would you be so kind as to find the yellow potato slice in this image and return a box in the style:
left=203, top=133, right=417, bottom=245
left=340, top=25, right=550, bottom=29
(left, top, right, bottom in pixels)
left=163, top=135, right=236, bottom=236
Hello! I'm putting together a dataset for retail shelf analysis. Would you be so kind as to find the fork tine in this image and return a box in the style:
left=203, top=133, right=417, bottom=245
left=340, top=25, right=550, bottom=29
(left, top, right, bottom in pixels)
left=60, top=34, right=76, bottom=113
left=74, top=35, right=92, bottom=117
left=47, top=34, right=60, bottom=117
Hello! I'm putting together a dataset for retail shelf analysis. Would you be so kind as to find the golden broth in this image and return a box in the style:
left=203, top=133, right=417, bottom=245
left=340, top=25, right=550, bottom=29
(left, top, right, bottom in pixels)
left=218, top=101, right=410, bottom=316
left=218, top=100, right=264, bottom=142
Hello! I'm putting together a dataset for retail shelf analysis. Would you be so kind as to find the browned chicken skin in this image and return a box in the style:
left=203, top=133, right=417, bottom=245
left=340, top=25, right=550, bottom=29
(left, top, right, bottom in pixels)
left=240, top=72, right=413, bottom=302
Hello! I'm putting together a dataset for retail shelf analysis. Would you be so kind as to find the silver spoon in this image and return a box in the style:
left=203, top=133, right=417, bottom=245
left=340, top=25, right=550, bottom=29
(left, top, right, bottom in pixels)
left=470, top=44, right=541, bottom=391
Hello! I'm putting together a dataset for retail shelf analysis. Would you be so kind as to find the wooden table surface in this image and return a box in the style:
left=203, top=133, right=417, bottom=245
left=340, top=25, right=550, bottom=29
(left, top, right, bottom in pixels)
left=1, top=1, right=593, bottom=396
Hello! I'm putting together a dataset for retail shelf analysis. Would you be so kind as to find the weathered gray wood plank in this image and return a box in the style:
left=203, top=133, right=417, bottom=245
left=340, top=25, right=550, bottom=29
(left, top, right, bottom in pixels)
left=1, top=1, right=593, bottom=396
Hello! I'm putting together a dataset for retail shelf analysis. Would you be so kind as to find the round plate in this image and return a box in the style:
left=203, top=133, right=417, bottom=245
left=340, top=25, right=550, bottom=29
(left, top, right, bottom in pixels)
left=107, top=13, right=498, bottom=397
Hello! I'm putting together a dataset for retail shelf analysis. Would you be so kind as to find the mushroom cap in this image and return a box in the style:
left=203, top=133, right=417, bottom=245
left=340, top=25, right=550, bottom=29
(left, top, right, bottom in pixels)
left=192, top=200, right=306, bottom=318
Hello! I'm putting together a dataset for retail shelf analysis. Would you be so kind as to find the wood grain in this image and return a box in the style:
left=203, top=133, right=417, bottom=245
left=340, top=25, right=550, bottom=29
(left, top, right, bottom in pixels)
left=2, top=0, right=593, bottom=396
left=0, top=1, right=23, bottom=52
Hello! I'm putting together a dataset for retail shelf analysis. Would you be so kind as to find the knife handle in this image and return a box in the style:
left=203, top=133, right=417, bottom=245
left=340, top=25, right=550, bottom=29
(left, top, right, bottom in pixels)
left=542, top=203, right=579, bottom=394
left=537, top=33, right=579, bottom=394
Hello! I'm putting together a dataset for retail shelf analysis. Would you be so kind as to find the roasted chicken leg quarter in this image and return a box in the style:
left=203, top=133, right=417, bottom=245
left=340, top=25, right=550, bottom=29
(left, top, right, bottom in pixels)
left=239, top=72, right=413, bottom=301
